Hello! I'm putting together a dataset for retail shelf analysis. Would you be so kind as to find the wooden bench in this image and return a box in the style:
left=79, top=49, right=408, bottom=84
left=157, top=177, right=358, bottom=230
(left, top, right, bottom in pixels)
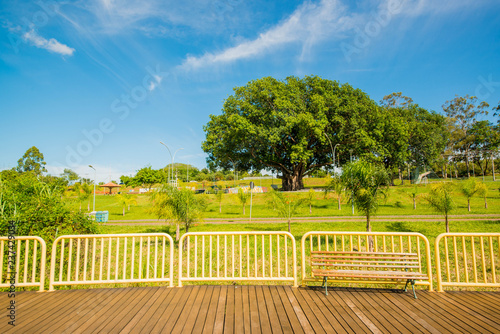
left=311, top=251, right=429, bottom=298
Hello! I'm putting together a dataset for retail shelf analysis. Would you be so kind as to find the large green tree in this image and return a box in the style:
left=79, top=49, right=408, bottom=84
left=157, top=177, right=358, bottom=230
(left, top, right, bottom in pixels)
left=134, top=166, right=163, bottom=191
left=202, top=76, right=387, bottom=191
left=16, top=146, right=47, bottom=175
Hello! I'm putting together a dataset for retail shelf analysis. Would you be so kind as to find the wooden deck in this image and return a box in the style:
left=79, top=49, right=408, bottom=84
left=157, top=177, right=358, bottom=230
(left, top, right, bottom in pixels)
left=2, top=286, right=500, bottom=333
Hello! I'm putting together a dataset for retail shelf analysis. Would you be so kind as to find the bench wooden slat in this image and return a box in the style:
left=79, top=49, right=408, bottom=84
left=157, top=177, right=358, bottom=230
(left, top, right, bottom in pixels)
left=311, top=259, right=420, bottom=265
left=312, top=270, right=428, bottom=280
left=311, top=251, right=418, bottom=256
left=311, top=255, right=419, bottom=261
left=311, top=263, right=420, bottom=269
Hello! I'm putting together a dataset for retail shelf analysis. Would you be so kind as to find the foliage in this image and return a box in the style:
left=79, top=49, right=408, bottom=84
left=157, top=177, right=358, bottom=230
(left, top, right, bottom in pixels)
left=135, top=166, right=163, bottom=191
left=116, top=194, right=137, bottom=216
left=235, top=187, right=249, bottom=214
left=62, top=168, right=79, bottom=182
left=475, top=181, right=488, bottom=209
left=16, top=146, right=47, bottom=175
left=459, top=179, right=480, bottom=212
left=424, top=182, right=456, bottom=233
left=341, top=160, right=389, bottom=232
left=324, top=175, right=344, bottom=210
left=266, top=189, right=305, bottom=232
left=0, top=172, right=98, bottom=245
left=202, top=75, right=389, bottom=191
left=150, top=185, right=207, bottom=241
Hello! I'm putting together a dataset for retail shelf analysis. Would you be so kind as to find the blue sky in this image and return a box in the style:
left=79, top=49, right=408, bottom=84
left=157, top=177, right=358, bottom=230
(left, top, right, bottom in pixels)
left=1, top=0, right=499, bottom=182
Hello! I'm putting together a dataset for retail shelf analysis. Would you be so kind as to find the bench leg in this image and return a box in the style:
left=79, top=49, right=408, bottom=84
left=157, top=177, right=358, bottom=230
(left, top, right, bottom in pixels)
left=405, top=279, right=417, bottom=299
left=322, top=276, right=328, bottom=296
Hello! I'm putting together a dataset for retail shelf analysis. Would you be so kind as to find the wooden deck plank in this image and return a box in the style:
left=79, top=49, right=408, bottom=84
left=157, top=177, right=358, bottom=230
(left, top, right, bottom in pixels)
left=2, top=286, right=499, bottom=333
left=291, top=287, right=326, bottom=334
left=314, top=288, right=369, bottom=334
left=262, top=286, right=284, bottom=334
left=172, top=285, right=207, bottom=334
left=275, top=286, right=306, bottom=334
left=255, top=286, right=273, bottom=333
left=212, top=285, right=228, bottom=334
left=241, top=286, right=252, bottom=334
left=121, top=287, right=174, bottom=334
left=416, top=291, right=490, bottom=333
left=248, top=286, right=261, bottom=334
left=201, top=286, right=221, bottom=334
left=223, top=286, right=235, bottom=334
left=233, top=286, right=244, bottom=334
left=191, top=286, right=215, bottom=334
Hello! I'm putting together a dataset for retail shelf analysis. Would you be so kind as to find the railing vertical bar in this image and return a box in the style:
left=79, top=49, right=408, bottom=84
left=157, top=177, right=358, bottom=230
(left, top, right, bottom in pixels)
left=23, top=240, right=29, bottom=283
left=15, top=240, right=20, bottom=284
left=270, top=235, right=273, bottom=278
left=285, top=235, right=288, bottom=278
left=254, top=235, right=257, bottom=277
left=115, top=238, right=120, bottom=281
left=349, top=235, right=353, bottom=251
left=318, top=235, right=321, bottom=251
left=391, top=236, right=395, bottom=253
left=407, top=236, right=411, bottom=253
left=444, top=237, right=450, bottom=282
left=453, top=236, right=459, bottom=282
left=262, top=234, right=265, bottom=277
left=399, top=236, right=403, bottom=252
left=342, top=235, right=345, bottom=252
left=462, top=236, right=469, bottom=283
left=131, top=237, right=135, bottom=280
left=138, top=236, right=143, bottom=280
left=374, top=236, right=378, bottom=252
left=277, top=235, right=280, bottom=278
left=417, top=238, right=422, bottom=271
left=326, top=235, right=329, bottom=251
left=0, top=241, right=4, bottom=283
left=154, top=236, right=158, bottom=279
left=489, top=236, right=496, bottom=284
left=123, top=237, right=128, bottom=280
left=91, top=238, right=96, bottom=281
left=357, top=235, right=361, bottom=252
left=239, top=235, right=242, bottom=278
left=334, top=235, right=337, bottom=252
left=75, top=238, right=81, bottom=282
left=107, top=237, right=112, bottom=281
left=162, top=237, right=166, bottom=279
left=68, top=239, right=73, bottom=282
left=99, top=238, right=103, bottom=281
left=231, top=235, right=234, bottom=278
left=471, top=236, right=477, bottom=283
left=480, top=237, right=487, bottom=283
left=310, top=235, right=312, bottom=253
left=217, top=235, right=220, bottom=278
left=31, top=240, right=37, bottom=283
left=83, top=238, right=89, bottom=281
left=195, top=236, right=198, bottom=278
left=224, top=235, right=227, bottom=278
left=247, top=235, right=250, bottom=278
left=210, top=236, right=213, bottom=278
left=203, top=236, right=206, bottom=278
left=146, top=236, right=150, bottom=279
left=383, top=236, right=387, bottom=252
left=187, top=237, right=190, bottom=277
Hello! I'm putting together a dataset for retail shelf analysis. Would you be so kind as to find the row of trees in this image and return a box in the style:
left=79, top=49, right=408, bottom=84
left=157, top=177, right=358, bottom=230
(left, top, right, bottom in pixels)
left=202, top=76, right=500, bottom=190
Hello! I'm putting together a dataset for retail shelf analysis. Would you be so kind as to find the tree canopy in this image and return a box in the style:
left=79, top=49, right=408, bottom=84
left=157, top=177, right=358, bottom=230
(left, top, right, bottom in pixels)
left=16, top=146, right=47, bottom=175
left=202, top=75, right=389, bottom=191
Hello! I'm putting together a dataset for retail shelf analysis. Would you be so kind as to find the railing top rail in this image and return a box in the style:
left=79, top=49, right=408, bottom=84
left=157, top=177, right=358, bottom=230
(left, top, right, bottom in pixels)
left=302, top=231, right=429, bottom=238
left=52, top=233, right=173, bottom=242
left=181, top=231, right=295, bottom=238
left=0, top=236, right=46, bottom=243
left=436, top=232, right=500, bottom=239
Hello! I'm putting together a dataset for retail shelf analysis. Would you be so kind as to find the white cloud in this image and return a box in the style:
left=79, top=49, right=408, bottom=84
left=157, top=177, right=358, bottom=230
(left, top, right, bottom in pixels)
left=46, top=164, right=133, bottom=183
left=23, top=29, right=75, bottom=56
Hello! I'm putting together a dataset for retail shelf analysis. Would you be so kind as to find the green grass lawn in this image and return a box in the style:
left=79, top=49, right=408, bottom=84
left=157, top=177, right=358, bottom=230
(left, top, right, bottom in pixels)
left=67, top=176, right=500, bottom=220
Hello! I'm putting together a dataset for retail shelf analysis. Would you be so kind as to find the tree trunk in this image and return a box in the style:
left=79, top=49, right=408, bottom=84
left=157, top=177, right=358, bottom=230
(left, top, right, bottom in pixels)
left=338, top=196, right=341, bottom=210
left=492, top=154, right=496, bottom=181
left=466, top=156, right=470, bottom=178
left=413, top=198, right=416, bottom=210
left=128, top=204, right=131, bottom=211
left=366, top=212, right=374, bottom=251
left=484, top=196, right=488, bottom=209
left=219, top=202, right=222, bottom=213
left=309, top=204, right=311, bottom=214
left=183, top=224, right=189, bottom=250
left=281, top=167, right=304, bottom=191
left=176, top=223, right=180, bottom=242
left=445, top=214, right=449, bottom=233
left=468, top=199, right=470, bottom=212
left=123, top=207, right=125, bottom=216
left=288, top=218, right=291, bottom=233
left=88, top=201, right=90, bottom=212
left=243, top=205, right=245, bottom=215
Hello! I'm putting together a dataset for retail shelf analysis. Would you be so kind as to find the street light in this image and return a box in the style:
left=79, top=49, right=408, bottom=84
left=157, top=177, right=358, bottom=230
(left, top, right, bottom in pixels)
left=160, top=142, right=173, bottom=185
left=88, top=165, right=96, bottom=212
left=173, top=148, right=184, bottom=186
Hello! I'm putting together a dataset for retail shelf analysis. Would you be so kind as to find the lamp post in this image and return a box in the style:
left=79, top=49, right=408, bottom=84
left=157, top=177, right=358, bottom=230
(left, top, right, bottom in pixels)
left=324, top=133, right=339, bottom=168
left=160, top=142, right=173, bottom=185
left=89, top=165, right=96, bottom=212
left=173, top=148, right=184, bottom=186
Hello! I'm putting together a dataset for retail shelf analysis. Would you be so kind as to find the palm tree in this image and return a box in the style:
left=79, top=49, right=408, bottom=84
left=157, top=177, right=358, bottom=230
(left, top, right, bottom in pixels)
left=475, top=181, right=488, bottom=209
left=267, top=189, right=304, bottom=232
left=324, top=175, right=343, bottom=210
left=305, top=188, right=316, bottom=214
left=236, top=187, right=249, bottom=214
left=459, top=179, right=479, bottom=212
left=116, top=194, right=128, bottom=216
left=341, top=160, right=389, bottom=232
left=215, top=185, right=224, bottom=213
left=424, top=182, right=456, bottom=233
left=80, top=183, right=93, bottom=211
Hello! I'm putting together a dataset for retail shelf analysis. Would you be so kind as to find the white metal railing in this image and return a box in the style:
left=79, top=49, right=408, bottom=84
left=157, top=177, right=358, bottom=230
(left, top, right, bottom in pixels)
left=0, top=236, right=46, bottom=291
left=301, top=231, right=433, bottom=290
left=178, top=232, right=297, bottom=287
left=49, top=234, right=173, bottom=290
left=435, top=233, right=500, bottom=292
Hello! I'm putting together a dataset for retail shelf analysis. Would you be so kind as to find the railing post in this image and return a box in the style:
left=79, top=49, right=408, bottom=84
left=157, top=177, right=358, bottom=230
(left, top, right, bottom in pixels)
left=435, top=234, right=444, bottom=292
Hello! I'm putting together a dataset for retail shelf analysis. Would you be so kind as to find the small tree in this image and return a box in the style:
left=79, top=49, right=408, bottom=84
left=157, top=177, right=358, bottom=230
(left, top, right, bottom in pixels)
left=267, top=189, right=304, bottom=232
left=424, top=182, right=456, bottom=233
left=215, top=188, right=224, bottom=213
left=459, top=179, right=479, bottom=212
left=341, top=160, right=389, bottom=232
left=407, top=186, right=420, bottom=210
left=151, top=185, right=207, bottom=241
left=236, top=187, right=249, bottom=214
left=324, top=175, right=343, bottom=210
left=305, top=188, right=316, bottom=214
left=116, top=194, right=128, bottom=216
left=80, top=183, right=93, bottom=211
left=475, top=181, right=488, bottom=209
